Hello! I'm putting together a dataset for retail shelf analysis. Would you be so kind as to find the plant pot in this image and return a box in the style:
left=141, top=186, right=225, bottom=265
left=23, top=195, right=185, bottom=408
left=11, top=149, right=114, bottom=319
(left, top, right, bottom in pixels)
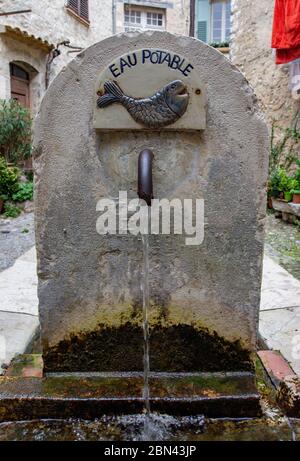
left=292, top=192, right=300, bottom=204
left=267, top=197, right=273, bottom=209
left=279, top=191, right=284, bottom=199
left=284, top=191, right=293, bottom=202
left=0, top=198, right=4, bottom=214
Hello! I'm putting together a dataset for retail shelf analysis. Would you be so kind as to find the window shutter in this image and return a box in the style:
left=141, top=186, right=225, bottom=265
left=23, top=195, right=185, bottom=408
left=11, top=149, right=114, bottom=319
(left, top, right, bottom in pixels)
left=68, top=0, right=79, bottom=15
left=197, top=21, right=207, bottom=42
left=196, top=0, right=210, bottom=43
left=79, top=0, right=89, bottom=21
left=67, top=0, right=89, bottom=22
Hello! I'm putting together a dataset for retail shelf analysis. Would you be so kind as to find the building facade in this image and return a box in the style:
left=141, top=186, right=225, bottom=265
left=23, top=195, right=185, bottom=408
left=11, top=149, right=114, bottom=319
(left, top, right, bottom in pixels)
left=0, top=0, right=190, bottom=115
left=114, top=1, right=190, bottom=36
left=230, top=0, right=299, bottom=128
left=195, top=0, right=299, bottom=128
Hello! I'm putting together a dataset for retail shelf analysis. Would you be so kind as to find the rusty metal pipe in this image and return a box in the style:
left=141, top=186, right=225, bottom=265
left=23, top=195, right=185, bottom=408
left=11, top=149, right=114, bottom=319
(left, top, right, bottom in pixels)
left=137, top=149, right=154, bottom=206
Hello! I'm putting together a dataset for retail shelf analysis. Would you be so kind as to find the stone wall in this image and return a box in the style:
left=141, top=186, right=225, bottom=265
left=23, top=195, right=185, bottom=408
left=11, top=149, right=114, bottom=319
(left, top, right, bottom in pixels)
left=230, top=0, right=300, bottom=128
left=0, top=0, right=112, bottom=112
left=0, top=1, right=191, bottom=114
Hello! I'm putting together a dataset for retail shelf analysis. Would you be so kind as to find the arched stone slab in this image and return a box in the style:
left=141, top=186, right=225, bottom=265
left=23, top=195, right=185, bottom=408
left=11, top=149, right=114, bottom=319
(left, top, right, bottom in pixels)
left=34, top=31, right=269, bottom=373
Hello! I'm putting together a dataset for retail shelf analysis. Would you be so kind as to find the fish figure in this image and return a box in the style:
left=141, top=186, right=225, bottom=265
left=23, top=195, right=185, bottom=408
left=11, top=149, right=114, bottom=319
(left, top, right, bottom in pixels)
left=97, top=80, right=189, bottom=128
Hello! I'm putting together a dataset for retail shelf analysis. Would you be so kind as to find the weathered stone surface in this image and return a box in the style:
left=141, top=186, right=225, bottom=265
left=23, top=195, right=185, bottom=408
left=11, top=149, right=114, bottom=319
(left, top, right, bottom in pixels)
left=277, top=375, right=300, bottom=417
left=34, top=31, right=269, bottom=372
left=272, top=199, right=300, bottom=218
left=0, top=368, right=261, bottom=420
left=257, top=350, right=296, bottom=388
left=231, top=0, right=299, bottom=128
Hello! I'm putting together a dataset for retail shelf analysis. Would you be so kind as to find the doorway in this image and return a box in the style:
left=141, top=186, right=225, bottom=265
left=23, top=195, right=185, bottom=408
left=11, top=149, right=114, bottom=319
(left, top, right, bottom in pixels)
left=10, top=63, right=30, bottom=108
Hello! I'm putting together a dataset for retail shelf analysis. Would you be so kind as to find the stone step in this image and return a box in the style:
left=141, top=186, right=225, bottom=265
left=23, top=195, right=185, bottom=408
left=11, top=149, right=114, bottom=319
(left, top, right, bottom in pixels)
left=0, top=356, right=261, bottom=420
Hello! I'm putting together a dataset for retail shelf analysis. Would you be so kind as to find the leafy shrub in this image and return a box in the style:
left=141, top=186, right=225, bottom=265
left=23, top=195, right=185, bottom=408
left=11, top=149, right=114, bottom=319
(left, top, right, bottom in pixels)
left=0, top=156, right=20, bottom=200
left=268, top=114, right=300, bottom=198
left=270, top=117, right=300, bottom=175
left=12, top=181, right=34, bottom=202
left=269, top=167, right=299, bottom=197
left=0, top=99, right=32, bottom=163
left=3, top=203, right=21, bottom=218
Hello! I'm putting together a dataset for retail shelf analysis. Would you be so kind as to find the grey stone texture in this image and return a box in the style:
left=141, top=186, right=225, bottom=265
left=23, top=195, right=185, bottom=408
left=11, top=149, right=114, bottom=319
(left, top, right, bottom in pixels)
left=34, top=31, right=269, bottom=372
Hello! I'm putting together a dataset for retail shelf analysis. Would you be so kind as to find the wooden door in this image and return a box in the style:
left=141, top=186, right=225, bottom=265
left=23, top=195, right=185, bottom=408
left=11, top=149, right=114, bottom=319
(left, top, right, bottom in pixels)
left=10, top=63, right=30, bottom=108
left=10, top=64, right=32, bottom=170
left=11, top=76, right=30, bottom=107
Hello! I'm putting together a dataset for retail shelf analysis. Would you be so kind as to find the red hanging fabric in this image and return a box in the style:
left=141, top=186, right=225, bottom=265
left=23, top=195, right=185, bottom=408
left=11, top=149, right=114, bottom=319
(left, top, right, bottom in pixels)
left=276, top=45, right=300, bottom=64
left=272, top=0, right=300, bottom=64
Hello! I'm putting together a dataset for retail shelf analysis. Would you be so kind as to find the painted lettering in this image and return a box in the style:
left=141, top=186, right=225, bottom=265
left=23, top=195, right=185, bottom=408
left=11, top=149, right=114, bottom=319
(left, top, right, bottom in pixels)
left=142, top=49, right=151, bottom=63
left=108, top=50, right=193, bottom=79
left=109, top=63, right=121, bottom=78
left=182, top=63, right=194, bottom=77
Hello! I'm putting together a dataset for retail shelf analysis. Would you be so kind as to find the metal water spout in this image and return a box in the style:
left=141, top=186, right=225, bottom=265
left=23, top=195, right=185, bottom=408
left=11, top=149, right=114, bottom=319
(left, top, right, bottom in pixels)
left=137, top=149, right=154, bottom=206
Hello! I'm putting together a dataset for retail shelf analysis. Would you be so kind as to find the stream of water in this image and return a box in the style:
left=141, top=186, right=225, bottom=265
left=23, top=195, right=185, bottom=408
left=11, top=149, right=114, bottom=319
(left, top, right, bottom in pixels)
left=142, top=230, right=151, bottom=416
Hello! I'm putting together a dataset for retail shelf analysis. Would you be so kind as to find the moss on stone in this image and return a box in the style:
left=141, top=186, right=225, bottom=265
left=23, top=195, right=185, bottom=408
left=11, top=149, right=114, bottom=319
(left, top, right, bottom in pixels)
left=43, top=322, right=253, bottom=373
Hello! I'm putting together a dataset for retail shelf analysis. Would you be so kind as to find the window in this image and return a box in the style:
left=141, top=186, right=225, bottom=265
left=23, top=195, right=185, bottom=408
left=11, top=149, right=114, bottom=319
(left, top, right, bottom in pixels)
left=67, top=0, right=89, bottom=23
left=211, top=0, right=230, bottom=43
left=124, top=9, right=141, bottom=27
left=146, top=12, right=163, bottom=27
left=124, top=6, right=165, bottom=32
left=197, top=0, right=231, bottom=45
left=10, top=63, right=29, bottom=81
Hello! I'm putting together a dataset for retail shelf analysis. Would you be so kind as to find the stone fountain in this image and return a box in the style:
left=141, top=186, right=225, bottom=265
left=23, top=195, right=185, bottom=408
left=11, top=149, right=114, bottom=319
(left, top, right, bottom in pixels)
left=0, top=31, right=269, bottom=422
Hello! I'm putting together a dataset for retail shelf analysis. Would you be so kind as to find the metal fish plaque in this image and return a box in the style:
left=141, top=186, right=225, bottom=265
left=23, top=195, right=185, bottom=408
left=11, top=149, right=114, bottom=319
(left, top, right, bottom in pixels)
left=97, top=80, right=189, bottom=128
left=94, top=48, right=206, bottom=131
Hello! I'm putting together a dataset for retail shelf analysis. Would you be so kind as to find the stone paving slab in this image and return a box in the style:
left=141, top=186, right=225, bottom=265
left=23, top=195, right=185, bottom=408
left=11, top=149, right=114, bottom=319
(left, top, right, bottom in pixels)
left=0, top=213, right=35, bottom=272
left=260, top=255, right=300, bottom=311
left=259, top=306, right=300, bottom=375
left=0, top=312, right=39, bottom=374
left=0, top=247, right=39, bottom=374
left=257, top=350, right=296, bottom=387
left=0, top=247, right=38, bottom=316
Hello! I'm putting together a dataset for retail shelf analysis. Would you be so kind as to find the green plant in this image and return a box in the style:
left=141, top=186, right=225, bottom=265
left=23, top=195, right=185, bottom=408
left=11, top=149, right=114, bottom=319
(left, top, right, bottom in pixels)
left=12, top=181, right=34, bottom=202
left=3, top=203, right=21, bottom=218
left=209, top=42, right=229, bottom=48
left=292, top=159, right=300, bottom=184
left=0, top=99, right=32, bottom=163
left=0, top=157, right=20, bottom=199
left=269, top=113, right=300, bottom=176
left=268, top=114, right=300, bottom=199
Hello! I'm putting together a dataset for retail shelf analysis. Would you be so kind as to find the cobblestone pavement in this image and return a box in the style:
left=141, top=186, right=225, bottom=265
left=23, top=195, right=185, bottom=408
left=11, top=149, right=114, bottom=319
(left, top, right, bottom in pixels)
left=264, top=212, right=300, bottom=281
left=0, top=212, right=35, bottom=272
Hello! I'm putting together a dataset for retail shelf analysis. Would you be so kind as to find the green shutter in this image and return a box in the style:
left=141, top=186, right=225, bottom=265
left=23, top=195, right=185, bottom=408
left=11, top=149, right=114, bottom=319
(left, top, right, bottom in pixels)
left=196, top=0, right=210, bottom=43
left=197, top=21, right=207, bottom=42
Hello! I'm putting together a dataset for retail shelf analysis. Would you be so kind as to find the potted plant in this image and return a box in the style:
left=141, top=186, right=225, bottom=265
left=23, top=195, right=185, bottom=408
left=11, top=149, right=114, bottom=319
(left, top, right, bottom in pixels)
left=291, top=189, right=300, bottom=204
left=268, top=168, right=282, bottom=199
left=284, top=178, right=299, bottom=202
